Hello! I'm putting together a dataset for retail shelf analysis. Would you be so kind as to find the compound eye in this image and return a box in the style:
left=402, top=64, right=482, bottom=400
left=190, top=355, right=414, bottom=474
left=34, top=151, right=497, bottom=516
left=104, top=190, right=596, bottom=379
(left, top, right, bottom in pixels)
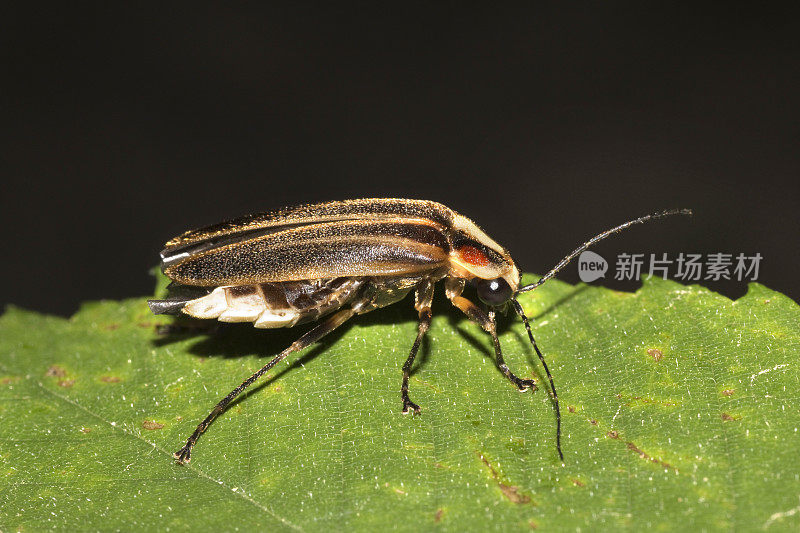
left=476, top=277, right=512, bottom=306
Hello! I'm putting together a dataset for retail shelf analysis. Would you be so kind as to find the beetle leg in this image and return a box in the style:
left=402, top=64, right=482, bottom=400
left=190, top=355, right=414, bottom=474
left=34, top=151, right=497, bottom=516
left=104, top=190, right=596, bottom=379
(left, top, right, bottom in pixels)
left=401, top=279, right=435, bottom=414
left=174, top=307, right=355, bottom=464
left=449, top=294, right=537, bottom=393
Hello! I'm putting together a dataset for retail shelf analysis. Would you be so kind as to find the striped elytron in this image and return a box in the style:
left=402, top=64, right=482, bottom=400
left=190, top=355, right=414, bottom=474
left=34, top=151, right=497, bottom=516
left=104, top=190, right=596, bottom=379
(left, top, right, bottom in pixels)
left=149, top=198, right=690, bottom=464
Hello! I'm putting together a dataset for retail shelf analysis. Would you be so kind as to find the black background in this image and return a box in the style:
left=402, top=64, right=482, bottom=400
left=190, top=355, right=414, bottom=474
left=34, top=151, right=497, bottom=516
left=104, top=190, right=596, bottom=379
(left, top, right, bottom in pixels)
left=4, top=4, right=799, bottom=316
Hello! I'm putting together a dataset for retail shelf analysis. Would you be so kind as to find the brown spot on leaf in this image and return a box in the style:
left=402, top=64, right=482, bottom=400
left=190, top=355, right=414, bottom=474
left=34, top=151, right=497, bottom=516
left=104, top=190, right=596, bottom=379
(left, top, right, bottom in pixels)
left=1, top=376, right=19, bottom=385
left=477, top=452, right=533, bottom=505
left=568, top=406, right=576, bottom=413
left=434, top=509, right=443, bottom=523
left=478, top=453, right=500, bottom=477
left=572, top=479, right=585, bottom=487
left=100, top=376, right=121, bottom=383
left=722, top=389, right=735, bottom=396
left=143, top=420, right=165, bottom=430
left=57, top=379, right=75, bottom=388
left=721, top=413, right=738, bottom=422
left=601, top=428, right=677, bottom=470
left=102, top=323, right=120, bottom=331
left=529, top=520, right=539, bottom=529
left=499, top=483, right=531, bottom=504
left=394, top=488, right=406, bottom=496
left=626, top=441, right=676, bottom=471
left=647, top=348, right=663, bottom=361
left=45, top=365, right=67, bottom=378
left=589, top=419, right=598, bottom=426
left=81, top=427, right=91, bottom=433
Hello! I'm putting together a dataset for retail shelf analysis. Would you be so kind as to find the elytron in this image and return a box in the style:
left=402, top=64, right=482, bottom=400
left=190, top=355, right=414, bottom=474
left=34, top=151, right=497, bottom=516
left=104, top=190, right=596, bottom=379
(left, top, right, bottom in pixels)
left=149, top=198, right=690, bottom=463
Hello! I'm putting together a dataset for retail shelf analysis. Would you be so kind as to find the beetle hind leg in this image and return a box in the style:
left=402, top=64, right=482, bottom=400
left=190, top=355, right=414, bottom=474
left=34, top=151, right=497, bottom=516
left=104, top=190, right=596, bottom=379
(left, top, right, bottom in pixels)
left=401, top=279, right=435, bottom=415
left=174, top=307, right=355, bottom=464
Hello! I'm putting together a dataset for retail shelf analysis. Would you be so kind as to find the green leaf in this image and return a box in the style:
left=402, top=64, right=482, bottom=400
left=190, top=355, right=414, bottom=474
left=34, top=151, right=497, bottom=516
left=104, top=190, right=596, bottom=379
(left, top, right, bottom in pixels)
left=2, top=276, right=799, bottom=531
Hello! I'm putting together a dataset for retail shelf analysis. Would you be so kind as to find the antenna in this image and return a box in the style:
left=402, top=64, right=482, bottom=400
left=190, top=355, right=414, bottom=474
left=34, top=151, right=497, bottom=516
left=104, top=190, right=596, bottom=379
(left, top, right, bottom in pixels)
left=516, top=208, right=692, bottom=293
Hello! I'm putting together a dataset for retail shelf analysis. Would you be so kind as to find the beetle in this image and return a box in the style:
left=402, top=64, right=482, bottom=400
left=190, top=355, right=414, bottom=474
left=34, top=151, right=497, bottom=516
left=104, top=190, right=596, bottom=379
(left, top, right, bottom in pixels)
left=149, top=198, right=691, bottom=464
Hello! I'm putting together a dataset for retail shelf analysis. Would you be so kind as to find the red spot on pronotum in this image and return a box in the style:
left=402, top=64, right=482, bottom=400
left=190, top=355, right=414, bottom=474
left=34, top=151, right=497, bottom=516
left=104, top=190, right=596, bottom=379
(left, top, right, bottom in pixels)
left=459, top=245, right=490, bottom=267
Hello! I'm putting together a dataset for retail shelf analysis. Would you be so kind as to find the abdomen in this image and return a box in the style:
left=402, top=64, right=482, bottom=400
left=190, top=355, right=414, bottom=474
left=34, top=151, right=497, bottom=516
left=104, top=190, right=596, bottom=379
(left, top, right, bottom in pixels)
left=150, top=278, right=364, bottom=329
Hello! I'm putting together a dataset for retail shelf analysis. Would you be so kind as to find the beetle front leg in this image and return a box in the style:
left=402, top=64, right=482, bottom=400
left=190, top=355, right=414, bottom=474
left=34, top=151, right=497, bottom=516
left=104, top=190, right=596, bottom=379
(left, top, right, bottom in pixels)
left=401, top=279, right=434, bottom=414
left=449, top=293, right=537, bottom=393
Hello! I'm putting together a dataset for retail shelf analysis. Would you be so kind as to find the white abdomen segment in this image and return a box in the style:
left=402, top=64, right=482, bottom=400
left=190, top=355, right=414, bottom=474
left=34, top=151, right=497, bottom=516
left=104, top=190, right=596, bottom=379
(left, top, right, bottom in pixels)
left=182, top=286, right=301, bottom=328
left=181, top=279, right=362, bottom=329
